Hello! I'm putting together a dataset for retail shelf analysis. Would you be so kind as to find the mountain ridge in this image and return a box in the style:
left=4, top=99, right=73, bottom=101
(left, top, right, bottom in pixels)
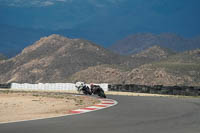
left=0, top=34, right=199, bottom=86
left=0, top=34, right=130, bottom=83
left=110, top=33, right=200, bottom=55
left=69, top=48, right=200, bottom=86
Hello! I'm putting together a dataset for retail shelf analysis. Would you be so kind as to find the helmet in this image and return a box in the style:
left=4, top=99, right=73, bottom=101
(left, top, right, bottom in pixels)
left=75, top=82, right=85, bottom=89
left=90, top=83, right=94, bottom=87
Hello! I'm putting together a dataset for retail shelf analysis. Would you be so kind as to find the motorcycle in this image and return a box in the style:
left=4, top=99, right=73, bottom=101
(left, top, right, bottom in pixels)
left=81, top=85, right=92, bottom=95
left=75, top=82, right=92, bottom=95
left=91, top=84, right=106, bottom=98
left=75, top=82, right=106, bottom=98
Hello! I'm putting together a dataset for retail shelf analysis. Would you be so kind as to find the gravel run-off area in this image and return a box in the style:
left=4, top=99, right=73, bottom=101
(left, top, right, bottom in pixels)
left=0, top=90, right=99, bottom=123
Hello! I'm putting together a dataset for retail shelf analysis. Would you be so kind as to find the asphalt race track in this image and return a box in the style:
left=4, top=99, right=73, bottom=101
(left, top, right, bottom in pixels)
left=0, top=95, right=200, bottom=133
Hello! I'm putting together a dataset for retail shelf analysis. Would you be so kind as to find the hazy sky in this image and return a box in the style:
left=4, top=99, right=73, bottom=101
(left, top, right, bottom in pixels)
left=1, top=0, right=200, bottom=34
left=0, top=0, right=200, bottom=45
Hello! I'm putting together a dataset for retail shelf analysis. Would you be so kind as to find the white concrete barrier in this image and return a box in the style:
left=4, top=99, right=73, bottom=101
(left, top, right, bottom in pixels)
left=11, top=83, right=108, bottom=92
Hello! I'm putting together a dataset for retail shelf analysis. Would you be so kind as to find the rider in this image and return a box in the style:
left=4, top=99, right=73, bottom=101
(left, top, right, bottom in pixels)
left=90, top=83, right=100, bottom=94
left=75, top=81, right=85, bottom=92
left=75, top=82, right=92, bottom=95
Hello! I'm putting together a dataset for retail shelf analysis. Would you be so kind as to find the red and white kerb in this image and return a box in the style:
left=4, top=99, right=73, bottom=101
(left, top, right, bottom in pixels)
left=69, top=99, right=118, bottom=114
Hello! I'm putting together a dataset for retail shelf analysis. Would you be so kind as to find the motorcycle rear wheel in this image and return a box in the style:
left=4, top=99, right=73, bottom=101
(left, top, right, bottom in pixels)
left=98, top=90, right=106, bottom=98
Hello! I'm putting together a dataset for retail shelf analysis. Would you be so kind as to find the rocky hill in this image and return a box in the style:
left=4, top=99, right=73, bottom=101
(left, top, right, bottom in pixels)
left=67, top=65, right=128, bottom=84
left=0, top=41, right=178, bottom=84
left=110, top=33, right=200, bottom=55
left=67, top=46, right=176, bottom=84
left=131, top=45, right=174, bottom=59
left=68, top=49, right=200, bottom=86
left=1, top=34, right=199, bottom=86
left=0, top=34, right=127, bottom=83
left=2, top=35, right=175, bottom=84
left=126, top=49, right=200, bottom=86
left=127, top=45, right=175, bottom=68
left=129, top=48, right=200, bottom=86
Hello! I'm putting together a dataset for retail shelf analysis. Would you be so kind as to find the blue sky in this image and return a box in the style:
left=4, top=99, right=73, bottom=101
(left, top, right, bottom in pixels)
left=0, top=0, right=200, bottom=45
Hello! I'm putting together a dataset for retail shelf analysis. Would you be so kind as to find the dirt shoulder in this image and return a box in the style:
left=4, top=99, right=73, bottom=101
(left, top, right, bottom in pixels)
left=0, top=90, right=99, bottom=123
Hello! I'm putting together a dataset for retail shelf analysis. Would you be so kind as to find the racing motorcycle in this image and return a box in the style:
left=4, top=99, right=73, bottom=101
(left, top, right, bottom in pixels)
left=75, top=82, right=106, bottom=98
left=90, top=84, right=106, bottom=98
left=75, top=82, right=92, bottom=95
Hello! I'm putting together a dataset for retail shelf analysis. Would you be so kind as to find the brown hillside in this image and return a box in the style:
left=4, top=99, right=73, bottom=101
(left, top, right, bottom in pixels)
left=110, top=33, right=200, bottom=55
left=0, top=34, right=126, bottom=83
left=126, top=49, right=200, bottom=86
left=131, top=45, right=174, bottom=60
left=126, top=45, right=175, bottom=68
left=68, top=49, right=200, bottom=86
left=1, top=34, right=199, bottom=86
left=67, top=65, right=128, bottom=84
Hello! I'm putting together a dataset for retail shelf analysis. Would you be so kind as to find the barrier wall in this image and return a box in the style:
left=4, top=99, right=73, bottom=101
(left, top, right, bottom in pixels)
left=11, top=83, right=109, bottom=91
left=0, top=83, right=11, bottom=89
left=3, top=83, right=200, bottom=96
left=108, top=84, right=200, bottom=96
